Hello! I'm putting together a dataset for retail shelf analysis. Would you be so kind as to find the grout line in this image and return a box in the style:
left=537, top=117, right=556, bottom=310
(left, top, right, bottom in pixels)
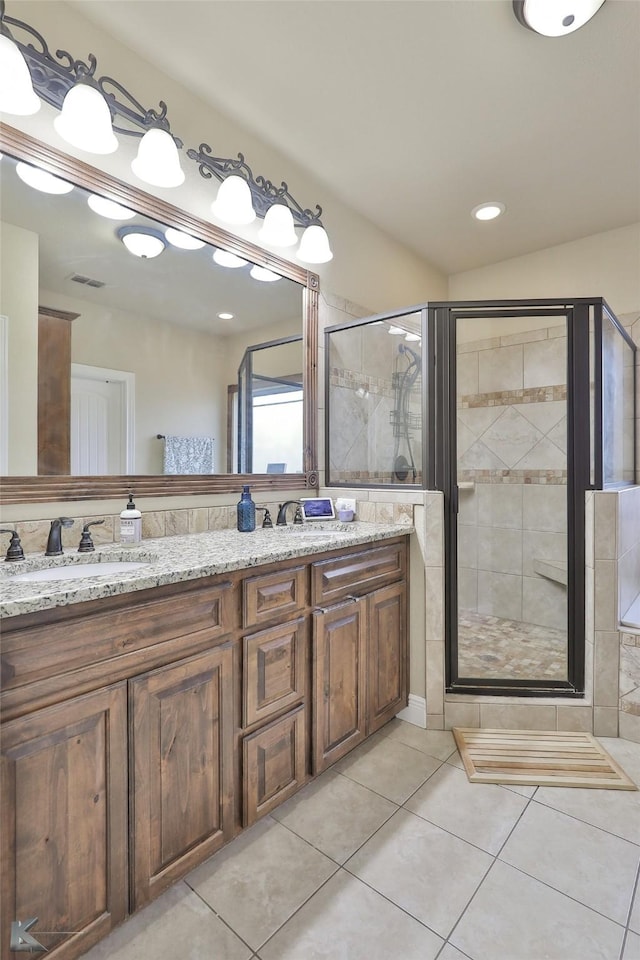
left=529, top=792, right=640, bottom=847
left=620, top=860, right=640, bottom=960
left=184, top=884, right=257, bottom=956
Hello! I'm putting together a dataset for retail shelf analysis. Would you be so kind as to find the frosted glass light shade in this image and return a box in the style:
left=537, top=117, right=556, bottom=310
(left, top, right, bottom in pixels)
left=211, top=175, right=256, bottom=225
left=118, top=227, right=166, bottom=259
left=249, top=265, right=280, bottom=283
left=514, top=0, right=606, bottom=35
left=213, top=249, right=248, bottom=268
left=54, top=82, right=118, bottom=154
left=297, top=224, right=333, bottom=263
left=131, top=127, right=185, bottom=188
left=258, top=204, right=297, bottom=247
left=0, top=34, right=41, bottom=115
left=165, top=228, right=205, bottom=250
left=16, top=161, right=74, bottom=194
left=88, top=194, right=135, bottom=219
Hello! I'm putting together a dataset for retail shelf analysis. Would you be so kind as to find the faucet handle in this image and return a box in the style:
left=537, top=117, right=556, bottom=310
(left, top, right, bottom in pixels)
left=78, top=519, right=105, bottom=553
left=293, top=506, right=304, bottom=525
left=256, top=507, right=273, bottom=529
left=0, top=528, right=25, bottom=562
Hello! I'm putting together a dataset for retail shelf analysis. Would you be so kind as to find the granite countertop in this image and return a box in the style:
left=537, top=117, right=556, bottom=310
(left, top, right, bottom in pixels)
left=0, top=521, right=413, bottom=619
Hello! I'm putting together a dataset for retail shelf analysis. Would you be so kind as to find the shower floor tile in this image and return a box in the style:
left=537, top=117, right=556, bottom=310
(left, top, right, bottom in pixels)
left=457, top=610, right=567, bottom=680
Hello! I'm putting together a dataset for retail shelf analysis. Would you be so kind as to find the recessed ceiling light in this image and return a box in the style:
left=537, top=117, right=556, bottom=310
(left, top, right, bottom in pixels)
left=213, top=249, right=249, bottom=269
left=471, top=202, right=506, bottom=221
left=165, top=227, right=205, bottom=250
left=88, top=194, right=135, bottom=220
left=249, top=265, right=280, bottom=283
left=513, top=0, right=606, bottom=37
left=16, top=161, right=74, bottom=194
left=217, top=312, right=234, bottom=321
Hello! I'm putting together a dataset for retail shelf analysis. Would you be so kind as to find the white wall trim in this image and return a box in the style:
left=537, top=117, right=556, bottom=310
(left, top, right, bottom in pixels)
left=396, top=694, right=427, bottom=728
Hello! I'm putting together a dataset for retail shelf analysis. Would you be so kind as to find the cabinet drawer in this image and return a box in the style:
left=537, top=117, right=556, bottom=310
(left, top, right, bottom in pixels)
left=243, top=618, right=307, bottom=728
left=243, top=705, right=307, bottom=826
left=243, top=565, right=308, bottom=629
left=311, top=540, right=406, bottom=606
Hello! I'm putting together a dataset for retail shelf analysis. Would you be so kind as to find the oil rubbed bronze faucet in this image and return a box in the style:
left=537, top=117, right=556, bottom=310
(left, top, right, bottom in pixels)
left=276, top=501, right=304, bottom=526
left=45, top=517, right=75, bottom=557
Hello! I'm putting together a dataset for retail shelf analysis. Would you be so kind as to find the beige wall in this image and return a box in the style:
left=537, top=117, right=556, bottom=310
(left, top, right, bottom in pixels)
left=0, top=220, right=39, bottom=474
left=449, top=222, right=640, bottom=318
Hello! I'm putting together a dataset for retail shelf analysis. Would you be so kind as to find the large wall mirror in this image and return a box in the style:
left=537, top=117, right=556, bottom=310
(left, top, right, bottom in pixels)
left=0, top=124, right=319, bottom=504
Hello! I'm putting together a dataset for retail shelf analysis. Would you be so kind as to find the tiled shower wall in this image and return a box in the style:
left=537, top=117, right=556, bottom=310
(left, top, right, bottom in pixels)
left=457, top=326, right=568, bottom=631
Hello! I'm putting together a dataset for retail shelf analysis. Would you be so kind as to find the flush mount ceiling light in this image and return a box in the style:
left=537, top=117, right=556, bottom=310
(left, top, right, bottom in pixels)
left=513, top=0, right=606, bottom=36
left=0, top=2, right=331, bottom=258
left=249, top=265, right=280, bottom=283
left=217, top=312, right=234, bottom=320
left=88, top=194, right=135, bottom=219
left=16, top=160, right=74, bottom=194
left=165, top=227, right=205, bottom=250
left=471, top=202, right=506, bottom=221
left=117, top=225, right=166, bottom=259
left=212, top=249, right=249, bottom=269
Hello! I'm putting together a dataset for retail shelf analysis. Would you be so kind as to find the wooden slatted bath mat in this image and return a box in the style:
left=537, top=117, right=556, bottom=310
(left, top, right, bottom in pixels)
left=452, top=728, right=637, bottom=790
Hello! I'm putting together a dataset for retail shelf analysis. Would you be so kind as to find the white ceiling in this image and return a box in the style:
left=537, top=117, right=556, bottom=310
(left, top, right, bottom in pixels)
left=65, top=0, right=640, bottom=276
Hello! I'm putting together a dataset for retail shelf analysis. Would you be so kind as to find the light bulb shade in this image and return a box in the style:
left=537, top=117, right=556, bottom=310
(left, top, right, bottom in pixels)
left=297, top=224, right=333, bottom=264
left=131, top=127, right=185, bottom=188
left=211, top=175, right=256, bottom=225
left=165, top=227, right=205, bottom=250
left=513, top=0, right=606, bottom=36
left=212, top=249, right=249, bottom=269
left=118, top=226, right=166, bottom=259
left=54, top=82, right=118, bottom=154
left=0, top=34, right=41, bottom=115
left=88, top=194, right=135, bottom=219
left=16, top=161, right=74, bottom=194
left=258, top=203, right=297, bottom=247
left=249, top=265, right=280, bottom=283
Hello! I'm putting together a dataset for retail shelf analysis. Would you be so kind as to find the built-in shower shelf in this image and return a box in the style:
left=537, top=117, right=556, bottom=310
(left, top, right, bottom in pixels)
left=533, top=558, right=568, bottom=586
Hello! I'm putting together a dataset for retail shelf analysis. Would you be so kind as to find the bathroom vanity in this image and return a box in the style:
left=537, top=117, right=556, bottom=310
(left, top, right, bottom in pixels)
left=0, top=523, right=409, bottom=960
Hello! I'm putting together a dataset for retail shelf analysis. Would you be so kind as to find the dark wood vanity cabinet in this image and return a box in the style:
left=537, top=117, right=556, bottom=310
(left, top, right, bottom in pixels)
left=0, top=536, right=408, bottom=960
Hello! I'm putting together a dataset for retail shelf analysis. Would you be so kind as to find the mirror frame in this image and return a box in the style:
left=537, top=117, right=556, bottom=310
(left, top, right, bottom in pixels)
left=0, top=123, right=319, bottom=504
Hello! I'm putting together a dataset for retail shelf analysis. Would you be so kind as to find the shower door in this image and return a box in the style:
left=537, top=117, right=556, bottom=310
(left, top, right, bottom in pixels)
left=434, top=301, right=590, bottom=695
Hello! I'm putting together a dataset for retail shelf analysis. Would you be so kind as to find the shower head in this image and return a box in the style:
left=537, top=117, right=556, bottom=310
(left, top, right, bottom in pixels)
left=398, top=343, right=421, bottom=365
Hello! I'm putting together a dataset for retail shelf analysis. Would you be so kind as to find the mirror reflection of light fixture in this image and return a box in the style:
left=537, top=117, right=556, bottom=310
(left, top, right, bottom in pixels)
left=131, top=126, right=185, bottom=188
left=54, top=82, right=118, bottom=154
left=15, top=160, right=74, bottom=194
left=471, top=201, right=505, bottom=221
left=250, top=265, right=281, bottom=283
left=405, top=333, right=421, bottom=342
left=297, top=224, right=333, bottom=264
left=388, top=326, right=405, bottom=336
left=117, top=225, right=166, bottom=259
left=259, top=204, right=297, bottom=247
left=213, top=249, right=249, bottom=269
left=165, top=227, right=205, bottom=250
left=513, top=0, right=606, bottom=36
left=211, top=175, right=256, bottom=225
left=0, top=32, right=40, bottom=114
left=88, top=194, right=135, bottom=219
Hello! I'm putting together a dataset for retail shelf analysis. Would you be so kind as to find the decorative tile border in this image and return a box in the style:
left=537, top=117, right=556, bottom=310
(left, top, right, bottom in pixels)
left=459, top=384, right=567, bottom=408
left=458, top=469, right=567, bottom=485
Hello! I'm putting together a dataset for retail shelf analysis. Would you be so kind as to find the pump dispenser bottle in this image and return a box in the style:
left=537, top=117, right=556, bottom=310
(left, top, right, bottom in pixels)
left=237, top=485, right=256, bottom=532
left=120, top=493, right=142, bottom=543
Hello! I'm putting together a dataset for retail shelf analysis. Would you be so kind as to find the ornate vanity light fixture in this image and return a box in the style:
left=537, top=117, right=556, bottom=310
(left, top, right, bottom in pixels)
left=0, top=0, right=333, bottom=262
left=513, top=0, right=606, bottom=36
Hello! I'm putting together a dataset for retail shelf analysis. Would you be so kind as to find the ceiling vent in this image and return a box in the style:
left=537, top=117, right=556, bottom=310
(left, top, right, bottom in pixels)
left=70, top=273, right=106, bottom=289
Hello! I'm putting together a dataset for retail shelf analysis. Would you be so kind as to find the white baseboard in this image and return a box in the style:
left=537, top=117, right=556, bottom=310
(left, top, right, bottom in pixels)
left=396, top=695, right=427, bottom=728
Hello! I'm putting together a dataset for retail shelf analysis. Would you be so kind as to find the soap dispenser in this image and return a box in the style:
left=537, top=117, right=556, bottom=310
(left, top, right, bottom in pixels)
left=120, top=493, right=142, bottom=543
left=237, top=485, right=256, bottom=532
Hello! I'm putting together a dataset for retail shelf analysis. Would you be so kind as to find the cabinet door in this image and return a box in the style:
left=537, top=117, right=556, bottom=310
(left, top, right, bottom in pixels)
left=312, top=599, right=366, bottom=774
left=367, top=582, right=408, bottom=734
left=1, top=685, right=128, bottom=960
left=243, top=617, right=307, bottom=728
left=243, top=705, right=307, bottom=826
left=130, top=644, right=234, bottom=909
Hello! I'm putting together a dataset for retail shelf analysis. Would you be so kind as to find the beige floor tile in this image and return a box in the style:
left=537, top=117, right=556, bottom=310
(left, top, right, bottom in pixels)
left=383, top=719, right=458, bottom=760
left=271, top=770, right=397, bottom=863
left=405, top=763, right=528, bottom=854
left=623, top=930, right=640, bottom=959
left=346, top=808, right=492, bottom=938
left=630, top=885, right=640, bottom=934
left=599, top=737, right=640, bottom=784
left=185, top=817, right=336, bottom=950
left=500, top=802, right=640, bottom=924
left=451, top=860, right=625, bottom=960
left=438, top=945, right=474, bottom=960
left=334, top=733, right=442, bottom=803
left=534, top=780, right=640, bottom=846
left=259, top=870, right=443, bottom=960
left=81, top=882, right=251, bottom=960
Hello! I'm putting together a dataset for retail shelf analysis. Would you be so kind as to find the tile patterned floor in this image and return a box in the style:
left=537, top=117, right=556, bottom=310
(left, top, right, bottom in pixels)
left=82, top=721, right=640, bottom=960
left=458, top=610, right=568, bottom=680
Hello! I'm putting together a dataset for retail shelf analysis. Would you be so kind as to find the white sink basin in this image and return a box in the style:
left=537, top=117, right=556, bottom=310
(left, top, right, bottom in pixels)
left=10, top=561, right=151, bottom=583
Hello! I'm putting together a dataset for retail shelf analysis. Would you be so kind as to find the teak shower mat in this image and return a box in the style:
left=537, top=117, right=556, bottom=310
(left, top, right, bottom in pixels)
left=452, top=728, right=637, bottom=790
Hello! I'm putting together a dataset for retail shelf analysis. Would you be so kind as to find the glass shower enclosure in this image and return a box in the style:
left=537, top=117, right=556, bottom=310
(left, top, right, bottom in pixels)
left=326, top=298, right=637, bottom=697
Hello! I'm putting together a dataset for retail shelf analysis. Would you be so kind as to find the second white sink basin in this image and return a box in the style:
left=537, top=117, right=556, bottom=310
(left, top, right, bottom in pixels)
left=11, top=561, right=151, bottom=582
